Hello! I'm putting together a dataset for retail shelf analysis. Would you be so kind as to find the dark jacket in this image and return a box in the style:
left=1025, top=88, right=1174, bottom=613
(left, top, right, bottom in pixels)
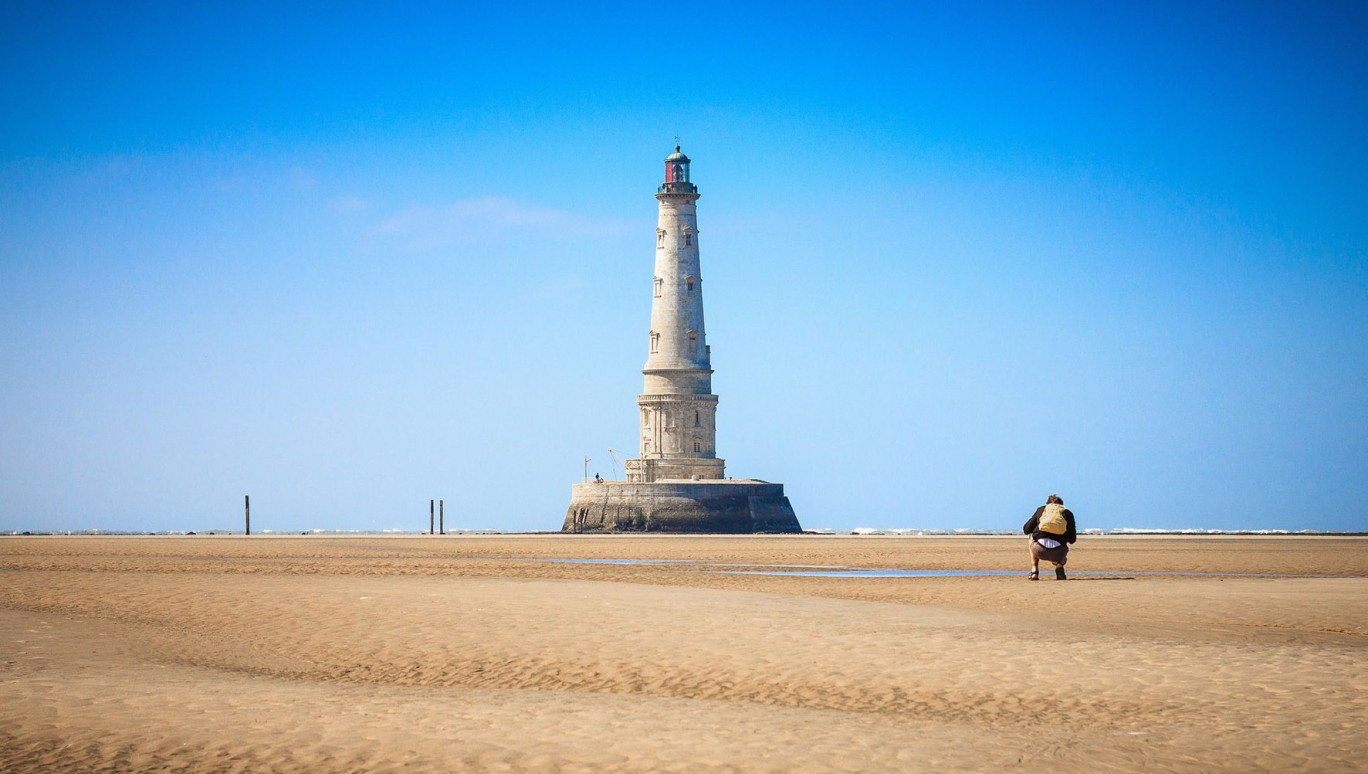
left=1023, top=506, right=1077, bottom=544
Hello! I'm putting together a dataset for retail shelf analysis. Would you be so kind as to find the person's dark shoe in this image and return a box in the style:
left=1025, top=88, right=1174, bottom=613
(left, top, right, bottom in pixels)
left=1055, top=566, right=1067, bottom=581
left=1028, top=571, right=1039, bottom=581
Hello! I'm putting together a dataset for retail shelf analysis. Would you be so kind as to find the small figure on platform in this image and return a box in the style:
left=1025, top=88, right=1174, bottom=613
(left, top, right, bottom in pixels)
left=1023, top=494, right=1076, bottom=580
left=594, top=473, right=603, bottom=483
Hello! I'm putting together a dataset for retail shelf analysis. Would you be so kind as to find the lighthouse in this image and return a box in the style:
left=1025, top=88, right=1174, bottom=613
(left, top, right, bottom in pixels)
left=627, top=146, right=724, bottom=483
left=562, top=147, right=801, bottom=533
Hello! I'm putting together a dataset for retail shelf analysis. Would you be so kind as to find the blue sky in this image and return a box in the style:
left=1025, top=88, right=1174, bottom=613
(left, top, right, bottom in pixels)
left=2, top=1, right=1365, bottom=532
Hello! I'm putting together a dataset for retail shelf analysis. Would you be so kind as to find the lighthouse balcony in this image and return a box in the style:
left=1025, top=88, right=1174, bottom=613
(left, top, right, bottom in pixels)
left=657, top=182, right=698, bottom=195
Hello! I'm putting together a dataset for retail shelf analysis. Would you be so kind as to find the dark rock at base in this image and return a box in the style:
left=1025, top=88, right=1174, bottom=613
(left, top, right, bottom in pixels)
left=563, top=480, right=801, bottom=534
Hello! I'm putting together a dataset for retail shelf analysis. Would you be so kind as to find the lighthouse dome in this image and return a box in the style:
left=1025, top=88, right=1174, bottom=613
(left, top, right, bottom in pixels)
left=665, top=145, right=691, bottom=163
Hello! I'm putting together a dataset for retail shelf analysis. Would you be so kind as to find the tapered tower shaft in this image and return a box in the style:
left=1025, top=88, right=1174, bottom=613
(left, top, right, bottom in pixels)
left=626, top=147, right=724, bottom=483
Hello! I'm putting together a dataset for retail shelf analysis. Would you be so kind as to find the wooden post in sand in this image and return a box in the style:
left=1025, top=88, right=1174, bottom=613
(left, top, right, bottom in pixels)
left=439, top=499, right=445, bottom=535
left=245, top=495, right=251, bottom=536
left=429, top=499, right=434, bottom=535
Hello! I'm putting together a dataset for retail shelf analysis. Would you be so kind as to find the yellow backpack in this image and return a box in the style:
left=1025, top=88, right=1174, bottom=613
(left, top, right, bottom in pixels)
left=1038, top=503, right=1068, bottom=535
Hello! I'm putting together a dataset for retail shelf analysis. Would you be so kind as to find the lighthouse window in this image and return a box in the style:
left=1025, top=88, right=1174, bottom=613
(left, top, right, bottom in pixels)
left=653, top=277, right=663, bottom=297
left=694, top=410, right=700, bottom=427
left=687, top=330, right=698, bottom=354
left=650, top=332, right=660, bottom=353
left=657, top=230, right=665, bottom=249
left=694, top=441, right=701, bottom=453
left=685, top=233, right=692, bottom=246
left=686, top=277, right=695, bottom=293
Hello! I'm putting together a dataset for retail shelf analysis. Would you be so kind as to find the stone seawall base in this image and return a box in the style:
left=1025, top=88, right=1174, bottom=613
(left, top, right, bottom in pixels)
left=563, top=480, right=801, bottom=533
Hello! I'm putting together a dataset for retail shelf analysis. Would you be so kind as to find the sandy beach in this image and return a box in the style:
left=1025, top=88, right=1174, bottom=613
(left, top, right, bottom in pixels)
left=1, top=535, right=1365, bottom=772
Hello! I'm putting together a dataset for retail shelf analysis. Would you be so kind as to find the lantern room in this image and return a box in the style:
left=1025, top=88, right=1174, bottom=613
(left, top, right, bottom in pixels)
left=659, top=146, right=697, bottom=195
left=665, top=146, right=690, bottom=183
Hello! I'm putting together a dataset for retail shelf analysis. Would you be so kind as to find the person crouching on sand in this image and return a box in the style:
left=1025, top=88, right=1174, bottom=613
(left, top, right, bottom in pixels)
left=1023, top=494, right=1076, bottom=580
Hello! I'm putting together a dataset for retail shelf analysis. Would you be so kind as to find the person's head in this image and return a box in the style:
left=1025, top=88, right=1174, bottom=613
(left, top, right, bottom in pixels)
left=1046, top=494, right=1063, bottom=505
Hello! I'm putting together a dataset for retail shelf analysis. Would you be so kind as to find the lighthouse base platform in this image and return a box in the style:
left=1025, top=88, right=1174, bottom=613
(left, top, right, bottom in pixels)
left=562, top=480, right=801, bottom=534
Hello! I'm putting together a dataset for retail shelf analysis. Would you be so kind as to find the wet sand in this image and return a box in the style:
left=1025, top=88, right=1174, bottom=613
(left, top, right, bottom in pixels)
left=1, top=535, right=1365, bottom=771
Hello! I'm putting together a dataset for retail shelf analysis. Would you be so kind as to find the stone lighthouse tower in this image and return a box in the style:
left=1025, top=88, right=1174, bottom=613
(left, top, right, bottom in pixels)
left=562, top=147, right=800, bottom=533
left=626, top=146, right=725, bottom=483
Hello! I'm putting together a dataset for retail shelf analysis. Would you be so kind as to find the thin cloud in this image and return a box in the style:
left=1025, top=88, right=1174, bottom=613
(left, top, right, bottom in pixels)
left=287, top=167, right=317, bottom=192
left=329, top=195, right=371, bottom=214
left=371, top=196, right=636, bottom=250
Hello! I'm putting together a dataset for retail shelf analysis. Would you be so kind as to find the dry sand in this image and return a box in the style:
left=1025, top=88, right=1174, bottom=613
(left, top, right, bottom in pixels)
left=1, top=535, right=1365, bottom=772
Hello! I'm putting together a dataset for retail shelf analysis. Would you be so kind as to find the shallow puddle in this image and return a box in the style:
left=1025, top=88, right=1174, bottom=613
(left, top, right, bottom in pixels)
left=718, top=569, right=1023, bottom=578
left=521, top=558, right=839, bottom=569
left=522, top=558, right=698, bottom=565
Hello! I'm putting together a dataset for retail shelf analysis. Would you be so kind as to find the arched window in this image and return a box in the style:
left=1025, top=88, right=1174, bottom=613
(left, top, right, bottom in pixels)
left=686, top=330, right=698, bottom=354
left=685, top=276, right=696, bottom=294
